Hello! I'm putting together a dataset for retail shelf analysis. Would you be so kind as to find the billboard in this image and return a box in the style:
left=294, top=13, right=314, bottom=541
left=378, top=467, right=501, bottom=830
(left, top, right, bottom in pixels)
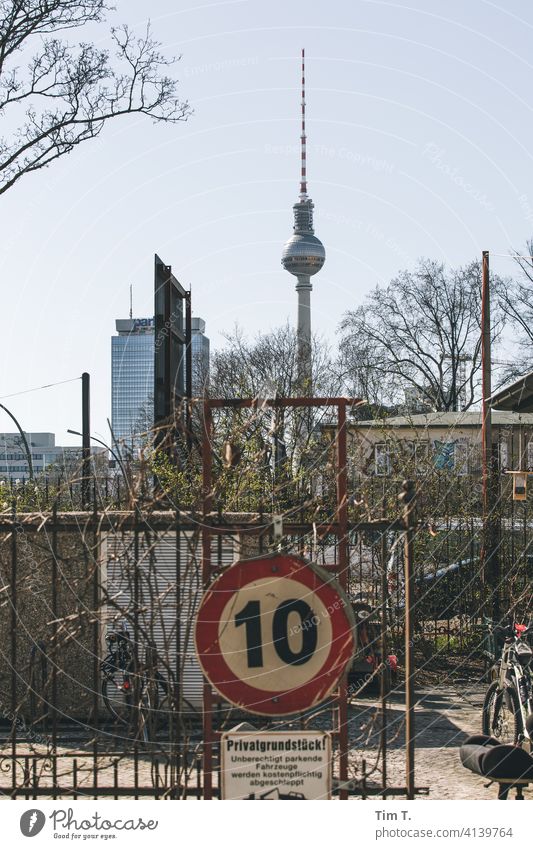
left=153, top=254, right=188, bottom=437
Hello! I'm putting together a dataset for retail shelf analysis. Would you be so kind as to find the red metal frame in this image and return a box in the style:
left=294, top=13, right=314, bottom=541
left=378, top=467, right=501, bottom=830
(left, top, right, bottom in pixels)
left=200, top=396, right=359, bottom=799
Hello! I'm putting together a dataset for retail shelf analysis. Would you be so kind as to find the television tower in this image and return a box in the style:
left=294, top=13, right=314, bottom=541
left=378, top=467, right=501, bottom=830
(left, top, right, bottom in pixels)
left=281, top=49, right=325, bottom=395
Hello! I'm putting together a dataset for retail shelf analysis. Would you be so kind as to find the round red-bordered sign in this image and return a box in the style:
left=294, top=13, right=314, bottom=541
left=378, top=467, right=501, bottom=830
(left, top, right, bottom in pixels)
left=194, top=553, right=355, bottom=715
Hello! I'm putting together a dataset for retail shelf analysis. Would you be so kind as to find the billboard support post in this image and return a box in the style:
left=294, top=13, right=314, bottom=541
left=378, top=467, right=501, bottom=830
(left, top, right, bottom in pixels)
left=81, top=372, right=90, bottom=508
left=154, top=254, right=187, bottom=457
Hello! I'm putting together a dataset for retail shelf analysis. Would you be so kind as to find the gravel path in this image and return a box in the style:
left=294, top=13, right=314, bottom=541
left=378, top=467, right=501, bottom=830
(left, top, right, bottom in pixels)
left=346, top=683, right=532, bottom=800
left=2, top=683, right=531, bottom=800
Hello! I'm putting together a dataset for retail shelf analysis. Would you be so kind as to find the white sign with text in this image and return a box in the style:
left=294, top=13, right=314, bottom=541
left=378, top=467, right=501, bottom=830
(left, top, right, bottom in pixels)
left=221, top=731, right=331, bottom=800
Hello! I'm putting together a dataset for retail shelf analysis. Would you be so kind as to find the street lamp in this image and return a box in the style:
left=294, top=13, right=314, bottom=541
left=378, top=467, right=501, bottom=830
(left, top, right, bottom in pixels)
left=67, top=429, right=131, bottom=493
left=0, top=402, right=34, bottom=481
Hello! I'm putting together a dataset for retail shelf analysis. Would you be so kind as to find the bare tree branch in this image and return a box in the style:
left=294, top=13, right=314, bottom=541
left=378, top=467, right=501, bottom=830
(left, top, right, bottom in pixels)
left=339, top=259, right=506, bottom=412
left=498, top=239, right=533, bottom=382
left=0, top=3, right=191, bottom=194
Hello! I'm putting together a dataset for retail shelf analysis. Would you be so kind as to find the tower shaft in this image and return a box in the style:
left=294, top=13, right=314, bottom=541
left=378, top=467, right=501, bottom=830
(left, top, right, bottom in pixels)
left=296, top=276, right=312, bottom=392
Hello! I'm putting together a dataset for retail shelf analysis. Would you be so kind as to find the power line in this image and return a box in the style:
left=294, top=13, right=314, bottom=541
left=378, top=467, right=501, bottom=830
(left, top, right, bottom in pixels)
left=491, top=253, right=533, bottom=259
left=0, top=376, right=80, bottom=401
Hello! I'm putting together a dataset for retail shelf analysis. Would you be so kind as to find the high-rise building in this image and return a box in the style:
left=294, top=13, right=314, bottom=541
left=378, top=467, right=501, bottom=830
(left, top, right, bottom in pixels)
left=111, top=317, right=155, bottom=446
left=281, top=49, right=325, bottom=395
left=191, top=317, right=210, bottom=396
left=111, top=315, right=210, bottom=445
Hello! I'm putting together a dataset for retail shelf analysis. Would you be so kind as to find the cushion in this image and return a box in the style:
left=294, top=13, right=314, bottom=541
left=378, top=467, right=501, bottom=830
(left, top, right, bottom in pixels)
left=460, top=734, right=533, bottom=781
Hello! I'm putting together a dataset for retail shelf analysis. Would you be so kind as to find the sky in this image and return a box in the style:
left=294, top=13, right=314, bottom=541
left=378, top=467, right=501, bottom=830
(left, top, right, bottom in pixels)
left=1, top=0, right=533, bottom=445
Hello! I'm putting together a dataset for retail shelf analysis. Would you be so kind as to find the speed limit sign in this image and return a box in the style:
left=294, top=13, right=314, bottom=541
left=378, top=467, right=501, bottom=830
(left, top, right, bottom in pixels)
left=194, top=553, right=355, bottom=715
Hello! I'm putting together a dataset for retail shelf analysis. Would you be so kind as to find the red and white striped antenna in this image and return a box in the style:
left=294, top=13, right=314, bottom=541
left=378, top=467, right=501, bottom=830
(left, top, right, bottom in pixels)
left=300, top=47, right=307, bottom=199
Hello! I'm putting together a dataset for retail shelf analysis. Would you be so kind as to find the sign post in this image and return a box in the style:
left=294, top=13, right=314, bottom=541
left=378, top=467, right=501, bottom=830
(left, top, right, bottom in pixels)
left=221, top=730, right=331, bottom=800
left=194, top=553, right=355, bottom=716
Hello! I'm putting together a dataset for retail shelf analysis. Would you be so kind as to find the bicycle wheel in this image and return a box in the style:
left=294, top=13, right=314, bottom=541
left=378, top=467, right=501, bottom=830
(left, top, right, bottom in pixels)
left=102, top=672, right=134, bottom=725
left=482, top=681, right=522, bottom=744
left=138, top=676, right=159, bottom=743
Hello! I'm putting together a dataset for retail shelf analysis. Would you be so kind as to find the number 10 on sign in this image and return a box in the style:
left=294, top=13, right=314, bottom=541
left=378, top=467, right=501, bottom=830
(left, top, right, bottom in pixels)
left=194, top=554, right=356, bottom=715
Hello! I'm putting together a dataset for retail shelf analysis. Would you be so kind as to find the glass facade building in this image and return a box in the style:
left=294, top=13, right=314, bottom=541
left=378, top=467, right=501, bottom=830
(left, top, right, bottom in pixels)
left=111, top=318, right=155, bottom=445
left=191, top=318, right=210, bottom=396
left=111, top=315, right=210, bottom=445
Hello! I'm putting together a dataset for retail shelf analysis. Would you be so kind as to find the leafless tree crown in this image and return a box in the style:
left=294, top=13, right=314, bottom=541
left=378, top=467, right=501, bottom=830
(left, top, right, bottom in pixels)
left=0, top=0, right=191, bottom=194
left=339, top=259, right=506, bottom=412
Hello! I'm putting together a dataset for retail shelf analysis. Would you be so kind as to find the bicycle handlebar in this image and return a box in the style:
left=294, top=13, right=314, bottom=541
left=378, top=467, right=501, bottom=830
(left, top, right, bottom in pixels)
left=491, top=622, right=533, bottom=641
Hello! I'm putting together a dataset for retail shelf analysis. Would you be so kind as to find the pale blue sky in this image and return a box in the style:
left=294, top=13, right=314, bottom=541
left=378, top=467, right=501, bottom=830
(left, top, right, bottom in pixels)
left=1, top=0, right=532, bottom=444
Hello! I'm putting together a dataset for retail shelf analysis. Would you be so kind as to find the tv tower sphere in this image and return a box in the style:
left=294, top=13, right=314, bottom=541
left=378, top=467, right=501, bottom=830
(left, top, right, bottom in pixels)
left=281, top=221, right=326, bottom=278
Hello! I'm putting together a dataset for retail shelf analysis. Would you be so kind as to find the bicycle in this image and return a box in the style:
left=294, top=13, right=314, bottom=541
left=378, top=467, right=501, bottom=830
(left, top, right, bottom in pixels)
left=482, top=621, right=533, bottom=745
left=101, top=627, right=171, bottom=742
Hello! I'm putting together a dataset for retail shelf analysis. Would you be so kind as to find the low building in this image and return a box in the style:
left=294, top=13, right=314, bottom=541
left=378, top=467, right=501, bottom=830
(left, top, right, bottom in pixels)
left=0, top=432, right=106, bottom=481
left=337, top=410, right=533, bottom=478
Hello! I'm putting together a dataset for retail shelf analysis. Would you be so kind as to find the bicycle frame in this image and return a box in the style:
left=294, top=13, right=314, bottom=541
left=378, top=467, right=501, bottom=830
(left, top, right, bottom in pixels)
left=101, top=629, right=171, bottom=742
left=495, top=637, right=533, bottom=745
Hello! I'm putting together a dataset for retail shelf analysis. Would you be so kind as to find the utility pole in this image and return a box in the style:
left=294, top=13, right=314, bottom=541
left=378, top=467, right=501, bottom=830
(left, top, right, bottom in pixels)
left=185, top=291, right=193, bottom=450
left=82, top=372, right=91, bottom=508
left=399, top=479, right=416, bottom=800
left=481, top=251, right=500, bottom=622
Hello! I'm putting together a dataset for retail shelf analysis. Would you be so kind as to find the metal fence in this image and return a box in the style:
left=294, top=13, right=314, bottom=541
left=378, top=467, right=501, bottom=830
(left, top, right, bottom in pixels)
left=1, top=400, right=531, bottom=800
left=0, top=397, right=425, bottom=800
left=0, top=504, right=418, bottom=800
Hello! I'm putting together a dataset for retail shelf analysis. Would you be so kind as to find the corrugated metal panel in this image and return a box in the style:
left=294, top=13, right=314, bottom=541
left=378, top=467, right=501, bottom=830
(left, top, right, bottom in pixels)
left=103, top=530, right=236, bottom=707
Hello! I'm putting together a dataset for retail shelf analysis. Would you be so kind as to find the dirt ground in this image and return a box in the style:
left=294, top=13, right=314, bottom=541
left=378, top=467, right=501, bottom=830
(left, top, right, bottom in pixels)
left=347, top=681, right=532, bottom=800
left=1, top=671, right=531, bottom=800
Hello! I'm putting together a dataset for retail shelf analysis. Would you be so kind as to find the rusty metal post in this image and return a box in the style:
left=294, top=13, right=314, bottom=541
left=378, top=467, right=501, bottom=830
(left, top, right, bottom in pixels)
left=380, top=529, right=388, bottom=797
left=481, top=250, right=491, bottom=524
left=51, top=503, right=59, bottom=796
left=480, top=250, right=500, bottom=621
left=399, top=479, right=416, bottom=800
left=10, top=501, right=17, bottom=796
left=91, top=499, right=99, bottom=796
left=185, top=292, right=193, bottom=451
left=336, top=399, right=349, bottom=800
left=202, top=399, right=214, bottom=799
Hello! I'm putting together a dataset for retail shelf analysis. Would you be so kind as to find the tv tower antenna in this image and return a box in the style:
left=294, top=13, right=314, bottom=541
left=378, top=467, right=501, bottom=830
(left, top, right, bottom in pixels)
left=300, top=47, right=307, bottom=199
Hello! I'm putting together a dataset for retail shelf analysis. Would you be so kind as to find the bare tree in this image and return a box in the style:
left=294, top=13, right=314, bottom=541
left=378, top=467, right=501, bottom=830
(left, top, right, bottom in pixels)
left=210, top=323, right=340, bottom=399
left=0, top=1, right=191, bottom=194
left=498, top=239, right=533, bottom=381
left=339, top=259, right=506, bottom=412
left=210, top=324, right=341, bottom=474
